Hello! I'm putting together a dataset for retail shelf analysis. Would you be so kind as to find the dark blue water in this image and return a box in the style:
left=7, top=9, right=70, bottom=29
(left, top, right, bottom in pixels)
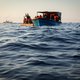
left=0, top=23, right=80, bottom=80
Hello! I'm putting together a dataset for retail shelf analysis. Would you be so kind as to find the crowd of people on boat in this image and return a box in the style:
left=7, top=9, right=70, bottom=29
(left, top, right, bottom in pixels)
left=23, top=12, right=61, bottom=24
left=34, top=13, right=60, bottom=22
left=23, top=13, right=33, bottom=24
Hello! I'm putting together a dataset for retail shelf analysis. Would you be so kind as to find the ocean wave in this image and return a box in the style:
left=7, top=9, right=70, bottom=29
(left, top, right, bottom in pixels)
left=0, top=23, right=80, bottom=80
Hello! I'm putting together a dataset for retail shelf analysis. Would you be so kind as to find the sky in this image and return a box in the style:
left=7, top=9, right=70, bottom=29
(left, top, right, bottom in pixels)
left=0, top=0, right=80, bottom=23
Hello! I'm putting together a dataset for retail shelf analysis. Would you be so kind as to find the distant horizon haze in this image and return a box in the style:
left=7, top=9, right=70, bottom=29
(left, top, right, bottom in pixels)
left=0, top=0, right=80, bottom=23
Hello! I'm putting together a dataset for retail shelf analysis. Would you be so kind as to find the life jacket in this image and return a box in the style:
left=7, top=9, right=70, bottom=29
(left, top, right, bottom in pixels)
left=54, top=16, right=59, bottom=21
left=39, top=15, right=42, bottom=18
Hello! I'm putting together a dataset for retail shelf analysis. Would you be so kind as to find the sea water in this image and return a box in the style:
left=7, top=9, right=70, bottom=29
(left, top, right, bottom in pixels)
left=0, top=23, right=80, bottom=80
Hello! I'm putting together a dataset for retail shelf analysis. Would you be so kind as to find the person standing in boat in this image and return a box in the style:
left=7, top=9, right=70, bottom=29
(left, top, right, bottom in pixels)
left=23, top=16, right=27, bottom=24
left=23, top=13, right=32, bottom=24
left=26, top=13, right=33, bottom=24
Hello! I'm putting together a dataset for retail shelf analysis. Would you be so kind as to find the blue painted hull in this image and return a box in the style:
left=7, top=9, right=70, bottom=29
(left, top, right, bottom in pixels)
left=32, top=19, right=61, bottom=26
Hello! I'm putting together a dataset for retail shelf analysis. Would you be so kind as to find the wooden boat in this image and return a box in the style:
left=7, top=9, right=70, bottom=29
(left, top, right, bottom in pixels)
left=21, top=13, right=33, bottom=27
left=3, top=20, right=13, bottom=24
left=32, top=11, right=62, bottom=26
left=20, top=23, right=33, bottom=27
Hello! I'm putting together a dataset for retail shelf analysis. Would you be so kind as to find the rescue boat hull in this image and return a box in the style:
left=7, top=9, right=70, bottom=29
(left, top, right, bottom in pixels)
left=32, top=19, right=61, bottom=26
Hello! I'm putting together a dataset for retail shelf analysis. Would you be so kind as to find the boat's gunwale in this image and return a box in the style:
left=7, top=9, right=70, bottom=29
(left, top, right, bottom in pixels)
left=20, top=23, right=33, bottom=27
